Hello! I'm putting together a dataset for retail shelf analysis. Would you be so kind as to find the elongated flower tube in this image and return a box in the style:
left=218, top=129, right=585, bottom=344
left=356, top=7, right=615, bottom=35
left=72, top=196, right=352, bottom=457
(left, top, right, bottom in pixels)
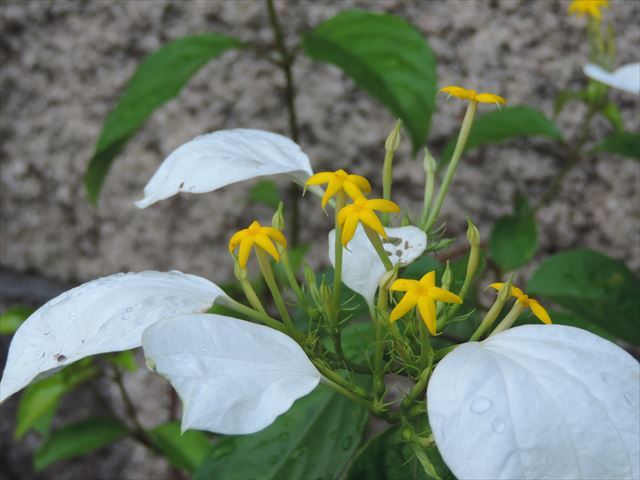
left=584, top=63, right=640, bottom=95
left=488, top=282, right=551, bottom=325
left=229, top=221, right=287, bottom=269
left=389, top=271, right=462, bottom=335
left=305, top=169, right=371, bottom=208
left=337, top=197, right=400, bottom=246
left=440, top=86, right=506, bottom=107
left=568, top=0, right=609, bottom=21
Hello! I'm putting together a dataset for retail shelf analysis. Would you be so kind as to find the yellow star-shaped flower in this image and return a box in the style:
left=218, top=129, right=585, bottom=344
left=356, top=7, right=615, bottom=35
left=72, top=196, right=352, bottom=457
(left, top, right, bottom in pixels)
left=568, top=0, right=609, bottom=21
left=440, top=86, right=507, bottom=106
left=489, top=283, right=552, bottom=324
left=228, top=221, right=287, bottom=269
left=305, top=169, right=371, bottom=208
left=390, top=271, right=463, bottom=335
left=337, top=197, right=400, bottom=246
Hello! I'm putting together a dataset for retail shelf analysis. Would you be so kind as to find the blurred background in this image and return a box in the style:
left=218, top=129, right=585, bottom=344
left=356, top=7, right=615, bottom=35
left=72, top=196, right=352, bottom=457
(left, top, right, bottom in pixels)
left=1, top=0, right=638, bottom=478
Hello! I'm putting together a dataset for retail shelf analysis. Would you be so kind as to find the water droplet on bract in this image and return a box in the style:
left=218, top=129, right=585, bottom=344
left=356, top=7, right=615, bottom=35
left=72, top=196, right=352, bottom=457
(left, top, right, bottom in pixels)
left=341, top=435, right=353, bottom=451
left=492, top=418, right=506, bottom=433
left=470, top=396, right=492, bottom=414
left=267, top=455, right=278, bottom=465
left=278, top=432, right=289, bottom=442
left=624, top=392, right=636, bottom=407
left=599, top=372, right=613, bottom=383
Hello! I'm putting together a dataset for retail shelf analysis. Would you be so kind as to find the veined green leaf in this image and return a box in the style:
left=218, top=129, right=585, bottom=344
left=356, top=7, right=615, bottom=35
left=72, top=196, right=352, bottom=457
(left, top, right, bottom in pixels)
left=489, top=196, right=538, bottom=271
left=85, top=33, right=242, bottom=204
left=0, top=306, right=33, bottom=335
left=34, top=417, right=128, bottom=471
left=15, top=360, right=99, bottom=439
left=304, top=10, right=437, bottom=152
left=440, top=106, right=562, bottom=165
left=148, top=421, right=211, bottom=472
left=193, top=386, right=368, bottom=480
left=593, top=131, right=640, bottom=161
left=527, top=249, right=640, bottom=344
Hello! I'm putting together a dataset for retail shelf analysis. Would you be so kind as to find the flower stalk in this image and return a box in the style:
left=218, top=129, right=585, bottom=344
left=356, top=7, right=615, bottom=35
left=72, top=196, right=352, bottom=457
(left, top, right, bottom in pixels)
left=255, top=248, right=295, bottom=331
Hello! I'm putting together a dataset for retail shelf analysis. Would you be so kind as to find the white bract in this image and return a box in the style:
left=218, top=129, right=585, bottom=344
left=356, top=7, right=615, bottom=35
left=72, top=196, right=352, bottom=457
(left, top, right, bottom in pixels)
left=0, top=271, right=223, bottom=403
left=427, top=324, right=640, bottom=480
left=583, top=63, right=640, bottom=95
left=328, top=225, right=427, bottom=306
left=136, top=129, right=314, bottom=208
left=142, top=314, right=322, bottom=435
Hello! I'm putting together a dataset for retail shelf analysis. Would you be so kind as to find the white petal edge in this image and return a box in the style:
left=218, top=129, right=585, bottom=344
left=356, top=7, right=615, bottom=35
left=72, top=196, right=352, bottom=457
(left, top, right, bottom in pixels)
left=584, top=63, right=640, bottom=96
left=328, top=225, right=427, bottom=306
left=427, top=324, right=640, bottom=480
left=0, top=271, right=224, bottom=403
left=136, top=129, right=314, bottom=208
left=142, top=314, right=322, bottom=435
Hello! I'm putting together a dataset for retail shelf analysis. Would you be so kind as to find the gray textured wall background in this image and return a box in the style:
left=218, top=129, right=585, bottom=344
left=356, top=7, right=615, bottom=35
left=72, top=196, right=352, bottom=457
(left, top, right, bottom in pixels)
left=0, top=0, right=639, bottom=478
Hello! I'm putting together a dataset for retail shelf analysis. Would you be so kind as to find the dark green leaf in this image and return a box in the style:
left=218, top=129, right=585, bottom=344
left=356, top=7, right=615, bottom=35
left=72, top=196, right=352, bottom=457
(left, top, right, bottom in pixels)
left=248, top=180, right=281, bottom=209
left=514, top=309, right=615, bottom=341
left=0, top=306, right=34, bottom=335
left=553, top=89, right=588, bottom=116
left=304, top=10, right=437, bottom=152
left=85, top=33, right=242, bottom=204
left=593, top=132, right=640, bottom=161
left=15, top=361, right=99, bottom=439
left=489, top=196, right=538, bottom=271
left=528, top=249, right=640, bottom=344
left=402, top=255, right=442, bottom=280
left=34, top=417, right=128, bottom=471
left=599, top=102, right=624, bottom=133
left=193, top=386, right=368, bottom=480
left=148, top=421, right=211, bottom=472
left=440, top=107, right=562, bottom=165
left=107, top=350, right=138, bottom=372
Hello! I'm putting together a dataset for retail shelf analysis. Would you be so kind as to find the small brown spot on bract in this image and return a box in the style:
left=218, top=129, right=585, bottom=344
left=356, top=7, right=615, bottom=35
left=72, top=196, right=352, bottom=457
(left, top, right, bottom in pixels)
left=179, top=181, right=185, bottom=189
left=54, top=354, right=66, bottom=362
left=396, top=250, right=403, bottom=257
left=404, top=241, right=410, bottom=249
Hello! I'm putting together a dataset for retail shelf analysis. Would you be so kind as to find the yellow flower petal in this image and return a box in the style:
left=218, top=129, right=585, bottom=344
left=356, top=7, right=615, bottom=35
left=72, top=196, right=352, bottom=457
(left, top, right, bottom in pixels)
left=262, top=227, right=287, bottom=248
left=529, top=299, right=552, bottom=325
left=341, top=214, right=359, bottom=247
left=347, top=174, right=371, bottom=194
left=337, top=204, right=353, bottom=227
left=359, top=209, right=386, bottom=238
left=343, top=181, right=365, bottom=201
left=238, top=236, right=254, bottom=269
left=365, top=199, right=400, bottom=213
left=305, top=172, right=334, bottom=186
left=489, top=282, right=524, bottom=298
left=322, top=178, right=342, bottom=208
left=420, top=271, right=436, bottom=288
left=475, top=93, right=507, bottom=105
left=254, top=234, right=280, bottom=262
left=390, top=291, right=419, bottom=322
left=418, top=297, right=437, bottom=335
left=228, top=230, right=247, bottom=254
left=430, top=287, right=463, bottom=305
left=440, top=86, right=475, bottom=100
left=390, top=279, right=419, bottom=292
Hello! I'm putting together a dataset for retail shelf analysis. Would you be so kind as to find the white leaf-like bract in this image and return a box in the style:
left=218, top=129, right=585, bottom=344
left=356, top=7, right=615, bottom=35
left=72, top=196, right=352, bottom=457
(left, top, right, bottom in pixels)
left=136, top=129, right=314, bottom=208
left=0, top=271, right=223, bottom=403
left=328, top=225, right=427, bottom=306
left=427, top=325, right=640, bottom=480
left=142, top=314, right=322, bottom=435
left=584, top=63, right=640, bottom=96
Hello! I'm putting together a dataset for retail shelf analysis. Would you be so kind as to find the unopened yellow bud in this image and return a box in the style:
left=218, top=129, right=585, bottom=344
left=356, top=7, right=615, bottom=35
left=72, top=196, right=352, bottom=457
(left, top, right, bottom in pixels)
left=385, top=119, right=403, bottom=152
left=441, top=261, right=453, bottom=291
left=423, top=147, right=437, bottom=174
left=271, top=202, right=285, bottom=230
left=466, top=219, right=481, bottom=247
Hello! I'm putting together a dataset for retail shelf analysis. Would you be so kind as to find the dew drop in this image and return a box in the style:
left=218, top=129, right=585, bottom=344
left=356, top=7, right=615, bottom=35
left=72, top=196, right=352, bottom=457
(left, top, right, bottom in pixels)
left=492, top=418, right=506, bottom=433
left=470, top=396, right=492, bottom=414
left=623, top=392, right=636, bottom=407
left=599, top=372, right=613, bottom=384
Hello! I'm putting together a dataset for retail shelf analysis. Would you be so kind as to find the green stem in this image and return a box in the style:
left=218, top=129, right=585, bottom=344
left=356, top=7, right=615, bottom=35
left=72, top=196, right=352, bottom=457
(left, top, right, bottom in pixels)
left=425, top=100, right=478, bottom=231
left=420, top=149, right=436, bottom=228
left=255, top=248, right=295, bottom=331
left=363, top=225, right=393, bottom=271
left=280, top=250, right=305, bottom=306
left=333, top=193, right=346, bottom=312
left=382, top=149, right=394, bottom=225
left=239, top=277, right=267, bottom=315
left=217, top=295, right=288, bottom=334
left=469, top=288, right=511, bottom=341
left=401, top=358, right=433, bottom=409
left=373, top=283, right=390, bottom=398
left=490, top=301, right=526, bottom=337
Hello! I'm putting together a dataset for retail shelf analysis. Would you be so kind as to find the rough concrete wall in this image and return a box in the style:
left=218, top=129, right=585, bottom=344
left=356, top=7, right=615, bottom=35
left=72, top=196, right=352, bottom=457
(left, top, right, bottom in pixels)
left=0, top=0, right=639, bottom=478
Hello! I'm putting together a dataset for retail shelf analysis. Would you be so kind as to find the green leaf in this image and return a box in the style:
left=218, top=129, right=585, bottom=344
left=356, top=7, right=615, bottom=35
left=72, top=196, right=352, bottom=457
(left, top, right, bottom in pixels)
left=345, top=428, right=453, bottom=480
left=193, top=386, right=368, bottom=480
left=553, top=89, right=588, bottom=117
left=15, top=361, right=99, bottom=439
left=515, top=309, right=615, bottom=342
left=527, top=249, right=640, bottom=344
left=85, top=33, right=242, bottom=204
left=148, top=421, right=211, bottom=472
left=0, top=306, right=33, bottom=335
left=34, top=417, right=128, bottom=471
left=489, top=196, right=538, bottom=271
left=593, top=132, right=640, bottom=161
left=599, top=102, right=624, bottom=133
left=248, top=180, right=281, bottom=209
left=107, top=350, right=138, bottom=372
left=440, top=107, right=562, bottom=165
left=304, top=10, right=437, bottom=152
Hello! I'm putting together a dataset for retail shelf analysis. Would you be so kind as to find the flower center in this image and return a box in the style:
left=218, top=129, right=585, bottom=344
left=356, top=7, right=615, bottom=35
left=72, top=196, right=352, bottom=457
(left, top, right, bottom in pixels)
left=352, top=197, right=367, bottom=211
